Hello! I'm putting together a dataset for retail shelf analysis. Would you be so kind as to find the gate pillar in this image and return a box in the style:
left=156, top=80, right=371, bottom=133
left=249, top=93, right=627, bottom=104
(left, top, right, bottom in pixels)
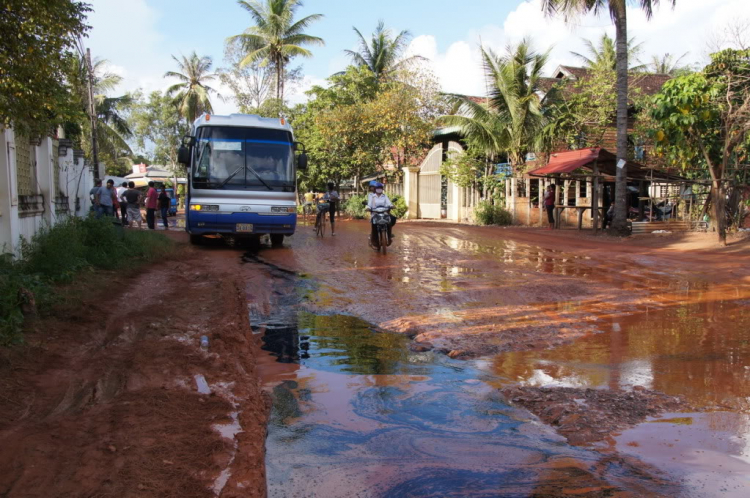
left=402, top=166, right=420, bottom=219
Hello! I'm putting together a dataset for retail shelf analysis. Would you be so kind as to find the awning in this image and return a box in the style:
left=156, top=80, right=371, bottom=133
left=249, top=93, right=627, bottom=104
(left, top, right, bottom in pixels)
left=527, top=148, right=686, bottom=182
left=528, top=148, right=601, bottom=176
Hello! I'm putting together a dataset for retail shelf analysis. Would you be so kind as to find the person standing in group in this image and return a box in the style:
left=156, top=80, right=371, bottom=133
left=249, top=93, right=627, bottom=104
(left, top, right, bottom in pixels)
left=117, top=181, right=129, bottom=225
left=145, top=181, right=158, bottom=230
left=95, top=179, right=117, bottom=218
left=123, top=181, right=143, bottom=229
left=303, top=190, right=315, bottom=217
left=89, top=179, right=102, bottom=213
left=323, top=182, right=340, bottom=236
left=158, top=187, right=170, bottom=230
left=543, top=184, right=556, bottom=230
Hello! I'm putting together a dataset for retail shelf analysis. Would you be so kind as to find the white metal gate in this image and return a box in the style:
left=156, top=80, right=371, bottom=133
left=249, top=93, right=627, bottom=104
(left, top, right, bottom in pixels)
left=418, top=144, right=442, bottom=219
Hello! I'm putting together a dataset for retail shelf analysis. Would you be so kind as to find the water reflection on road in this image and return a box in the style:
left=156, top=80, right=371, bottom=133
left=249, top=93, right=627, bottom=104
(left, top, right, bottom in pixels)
left=256, top=312, right=677, bottom=497
left=252, top=221, right=750, bottom=496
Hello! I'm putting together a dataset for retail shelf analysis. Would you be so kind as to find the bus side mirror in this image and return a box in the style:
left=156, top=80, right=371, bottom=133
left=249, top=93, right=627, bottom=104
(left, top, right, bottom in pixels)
left=178, top=146, right=191, bottom=165
left=297, top=153, right=308, bottom=170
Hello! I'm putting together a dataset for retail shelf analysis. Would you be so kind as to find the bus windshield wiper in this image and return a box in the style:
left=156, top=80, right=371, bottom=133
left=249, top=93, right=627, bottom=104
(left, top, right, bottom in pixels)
left=219, top=165, right=245, bottom=187
left=245, top=164, right=273, bottom=191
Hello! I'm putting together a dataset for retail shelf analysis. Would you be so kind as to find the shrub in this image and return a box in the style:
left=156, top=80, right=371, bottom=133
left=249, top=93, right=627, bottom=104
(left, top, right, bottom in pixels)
left=390, top=195, right=407, bottom=218
left=475, top=201, right=513, bottom=226
left=344, top=194, right=368, bottom=219
left=1, top=217, right=174, bottom=345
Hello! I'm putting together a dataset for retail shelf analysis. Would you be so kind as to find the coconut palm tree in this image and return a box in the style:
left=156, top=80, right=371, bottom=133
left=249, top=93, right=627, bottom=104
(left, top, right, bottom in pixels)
left=542, top=0, right=677, bottom=235
left=649, top=52, right=689, bottom=75
left=66, top=54, right=134, bottom=174
left=345, top=20, right=425, bottom=81
left=439, top=39, right=550, bottom=170
left=570, top=33, right=645, bottom=71
left=165, top=52, right=219, bottom=124
left=230, top=0, right=323, bottom=106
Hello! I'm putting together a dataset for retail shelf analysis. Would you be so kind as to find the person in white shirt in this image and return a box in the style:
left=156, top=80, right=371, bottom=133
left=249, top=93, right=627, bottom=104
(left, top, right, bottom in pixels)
left=323, top=182, right=340, bottom=235
left=366, top=182, right=394, bottom=242
left=116, top=182, right=129, bottom=224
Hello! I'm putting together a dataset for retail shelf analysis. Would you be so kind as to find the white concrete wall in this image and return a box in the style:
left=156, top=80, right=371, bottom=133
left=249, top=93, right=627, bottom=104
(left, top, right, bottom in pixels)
left=0, top=127, right=93, bottom=257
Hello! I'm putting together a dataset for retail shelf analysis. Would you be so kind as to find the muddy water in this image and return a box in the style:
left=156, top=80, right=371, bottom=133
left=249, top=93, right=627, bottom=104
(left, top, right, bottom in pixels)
left=486, top=299, right=750, bottom=495
left=251, top=222, right=750, bottom=496
left=248, top=260, right=678, bottom=497
left=256, top=312, right=682, bottom=497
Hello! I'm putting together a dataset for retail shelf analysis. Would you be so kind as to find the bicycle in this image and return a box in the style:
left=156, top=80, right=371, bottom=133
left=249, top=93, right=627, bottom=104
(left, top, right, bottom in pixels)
left=314, top=202, right=329, bottom=237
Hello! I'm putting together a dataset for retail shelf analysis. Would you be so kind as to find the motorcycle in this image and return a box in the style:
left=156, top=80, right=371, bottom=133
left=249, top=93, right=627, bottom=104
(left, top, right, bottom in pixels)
left=369, top=206, right=392, bottom=254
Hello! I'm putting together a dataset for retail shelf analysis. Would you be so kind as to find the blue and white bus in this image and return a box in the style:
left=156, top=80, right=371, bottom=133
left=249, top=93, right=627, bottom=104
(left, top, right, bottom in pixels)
left=178, top=113, right=307, bottom=246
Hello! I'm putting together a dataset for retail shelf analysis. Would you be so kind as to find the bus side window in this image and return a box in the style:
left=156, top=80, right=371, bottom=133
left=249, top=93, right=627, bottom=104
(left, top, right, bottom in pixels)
left=196, top=141, right=210, bottom=178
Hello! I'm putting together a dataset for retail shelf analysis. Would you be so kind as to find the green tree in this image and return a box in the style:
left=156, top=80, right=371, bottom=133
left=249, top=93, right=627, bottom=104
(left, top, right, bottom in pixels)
left=345, top=20, right=424, bottom=81
left=293, top=65, right=443, bottom=192
left=542, top=0, right=677, bottom=235
left=230, top=0, right=323, bottom=106
left=540, top=68, right=618, bottom=152
left=650, top=49, right=750, bottom=245
left=440, top=39, right=550, bottom=170
left=128, top=90, right=189, bottom=173
left=165, top=52, right=219, bottom=124
left=571, top=33, right=645, bottom=71
left=0, top=0, right=90, bottom=137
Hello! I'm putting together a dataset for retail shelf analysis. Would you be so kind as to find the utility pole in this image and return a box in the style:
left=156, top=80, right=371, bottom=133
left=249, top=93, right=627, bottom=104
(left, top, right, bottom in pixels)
left=85, top=48, right=100, bottom=181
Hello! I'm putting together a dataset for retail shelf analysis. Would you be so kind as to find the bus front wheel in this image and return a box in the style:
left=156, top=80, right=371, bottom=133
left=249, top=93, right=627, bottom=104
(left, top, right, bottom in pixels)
left=190, top=234, right=203, bottom=245
left=270, top=234, right=284, bottom=247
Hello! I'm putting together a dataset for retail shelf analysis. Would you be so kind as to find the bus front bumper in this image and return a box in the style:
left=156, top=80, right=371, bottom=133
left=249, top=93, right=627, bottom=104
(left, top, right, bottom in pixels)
left=187, top=212, right=297, bottom=236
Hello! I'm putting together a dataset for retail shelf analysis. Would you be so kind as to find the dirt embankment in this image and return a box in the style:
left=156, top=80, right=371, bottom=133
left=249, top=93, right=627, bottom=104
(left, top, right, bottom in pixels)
left=0, top=240, right=269, bottom=498
left=501, top=386, right=692, bottom=446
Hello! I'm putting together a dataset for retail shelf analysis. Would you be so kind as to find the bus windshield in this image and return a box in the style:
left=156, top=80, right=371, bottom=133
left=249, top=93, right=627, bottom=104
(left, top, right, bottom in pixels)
left=192, top=126, right=295, bottom=191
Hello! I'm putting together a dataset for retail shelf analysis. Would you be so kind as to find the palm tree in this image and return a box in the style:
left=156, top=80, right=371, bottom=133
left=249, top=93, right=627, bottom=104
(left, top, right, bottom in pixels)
left=439, top=39, right=550, bottom=170
left=649, top=52, right=689, bottom=75
left=165, top=52, right=219, bottom=124
left=542, top=0, right=677, bottom=235
left=67, top=54, right=133, bottom=174
left=230, top=0, right=323, bottom=106
left=345, top=20, right=425, bottom=80
left=570, top=33, right=645, bottom=71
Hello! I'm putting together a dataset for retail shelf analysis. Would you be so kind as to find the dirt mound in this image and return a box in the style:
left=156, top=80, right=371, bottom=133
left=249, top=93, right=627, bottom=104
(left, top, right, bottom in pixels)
left=0, top=239, right=269, bottom=498
left=501, top=385, right=691, bottom=445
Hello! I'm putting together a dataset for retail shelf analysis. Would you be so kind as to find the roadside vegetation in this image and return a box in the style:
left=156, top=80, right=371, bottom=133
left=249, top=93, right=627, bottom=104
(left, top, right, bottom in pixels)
left=0, top=218, right=174, bottom=345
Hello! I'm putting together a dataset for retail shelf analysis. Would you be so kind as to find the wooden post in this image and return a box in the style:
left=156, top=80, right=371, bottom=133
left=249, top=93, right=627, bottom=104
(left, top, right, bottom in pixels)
left=539, top=178, right=545, bottom=226
left=591, top=166, right=599, bottom=233
left=526, top=178, right=531, bottom=225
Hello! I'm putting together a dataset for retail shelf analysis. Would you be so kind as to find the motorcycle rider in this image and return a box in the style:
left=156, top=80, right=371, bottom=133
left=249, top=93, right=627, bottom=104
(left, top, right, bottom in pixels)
left=366, top=182, right=394, bottom=244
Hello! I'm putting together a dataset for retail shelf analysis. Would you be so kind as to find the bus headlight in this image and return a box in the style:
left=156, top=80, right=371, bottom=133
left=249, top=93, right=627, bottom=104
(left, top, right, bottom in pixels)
left=271, top=206, right=296, bottom=213
left=190, top=204, right=219, bottom=211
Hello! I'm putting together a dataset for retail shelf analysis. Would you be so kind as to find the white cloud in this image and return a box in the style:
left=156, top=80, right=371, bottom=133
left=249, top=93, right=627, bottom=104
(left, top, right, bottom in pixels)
left=408, top=0, right=750, bottom=98
left=87, top=0, right=167, bottom=95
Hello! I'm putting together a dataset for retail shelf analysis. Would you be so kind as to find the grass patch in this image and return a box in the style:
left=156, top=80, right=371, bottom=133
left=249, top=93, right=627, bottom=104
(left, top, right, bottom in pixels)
left=1, top=217, right=174, bottom=345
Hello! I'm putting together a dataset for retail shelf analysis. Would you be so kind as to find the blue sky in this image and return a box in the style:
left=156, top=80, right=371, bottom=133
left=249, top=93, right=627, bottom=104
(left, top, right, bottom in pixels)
left=87, top=0, right=748, bottom=113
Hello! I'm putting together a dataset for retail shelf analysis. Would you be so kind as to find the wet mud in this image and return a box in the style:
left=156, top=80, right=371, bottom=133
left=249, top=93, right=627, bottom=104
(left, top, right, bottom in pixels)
left=501, top=385, right=690, bottom=445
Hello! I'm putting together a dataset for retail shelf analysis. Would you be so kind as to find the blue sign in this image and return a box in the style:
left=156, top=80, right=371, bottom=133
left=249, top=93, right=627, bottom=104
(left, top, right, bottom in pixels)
left=494, top=163, right=512, bottom=176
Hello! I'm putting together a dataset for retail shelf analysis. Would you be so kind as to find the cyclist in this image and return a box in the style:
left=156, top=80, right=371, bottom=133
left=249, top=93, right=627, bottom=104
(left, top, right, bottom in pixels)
left=323, top=182, right=340, bottom=236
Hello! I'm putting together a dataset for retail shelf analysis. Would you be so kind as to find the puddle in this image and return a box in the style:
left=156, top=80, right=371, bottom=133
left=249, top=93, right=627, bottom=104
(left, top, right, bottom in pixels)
left=484, top=298, right=750, bottom=496
left=255, top=312, right=679, bottom=496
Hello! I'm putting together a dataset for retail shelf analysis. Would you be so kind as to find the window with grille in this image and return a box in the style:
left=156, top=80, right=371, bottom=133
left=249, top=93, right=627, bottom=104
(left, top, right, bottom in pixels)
left=15, top=134, right=35, bottom=196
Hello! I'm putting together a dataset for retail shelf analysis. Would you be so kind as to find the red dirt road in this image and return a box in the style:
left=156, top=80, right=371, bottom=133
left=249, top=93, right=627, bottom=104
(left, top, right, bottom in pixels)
left=0, top=241, right=270, bottom=498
